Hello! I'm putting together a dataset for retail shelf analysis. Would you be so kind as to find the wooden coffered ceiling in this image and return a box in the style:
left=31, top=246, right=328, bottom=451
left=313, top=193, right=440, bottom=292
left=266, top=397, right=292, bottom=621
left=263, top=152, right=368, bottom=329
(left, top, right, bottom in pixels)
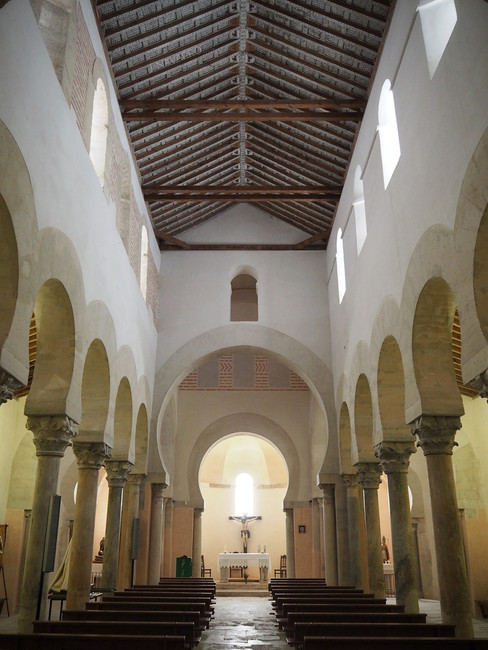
left=93, top=0, right=394, bottom=251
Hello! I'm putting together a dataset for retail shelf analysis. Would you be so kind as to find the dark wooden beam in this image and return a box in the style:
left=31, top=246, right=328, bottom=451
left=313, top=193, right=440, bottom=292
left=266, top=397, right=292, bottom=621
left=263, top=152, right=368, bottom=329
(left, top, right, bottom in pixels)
left=156, top=231, right=191, bottom=250
left=158, top=242, right=328, bottom=251
left=123, top=110, right=363, bottom=123
left=143, top=185, right=342, bottom=195
left=121, top=99, right=366, bottom=110
left=146, top=195, right=339, bottom=203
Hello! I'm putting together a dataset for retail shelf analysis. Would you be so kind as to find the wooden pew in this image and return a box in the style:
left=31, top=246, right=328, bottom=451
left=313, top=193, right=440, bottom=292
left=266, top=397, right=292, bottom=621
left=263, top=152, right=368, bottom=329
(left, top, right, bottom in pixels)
left=303, top=637, right=488, bottom=650
left=282, top=610, right=428, bottom=631
left=33, top=620, right=198, bottom=649
left=62, top=607, right=204, bottom=634
left=86, top=599, right=212, bottom=628
left=289, top=622, right=455, bottom=649
left=0, top=633, right=185, bottom=649
left=273, top=596, right=388, bottom=617
left=275, top=601, right=406, bottom=628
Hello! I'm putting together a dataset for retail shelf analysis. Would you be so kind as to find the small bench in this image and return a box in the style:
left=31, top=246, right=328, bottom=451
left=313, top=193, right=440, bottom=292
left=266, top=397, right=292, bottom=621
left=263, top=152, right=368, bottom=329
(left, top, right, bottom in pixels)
left=303, top=636, right=488, bottom=650
left=0, top=633, right=185, bottom=650
left=281, top=610, right=428, bottom=631
left=62, top=608, right=204, bottom=634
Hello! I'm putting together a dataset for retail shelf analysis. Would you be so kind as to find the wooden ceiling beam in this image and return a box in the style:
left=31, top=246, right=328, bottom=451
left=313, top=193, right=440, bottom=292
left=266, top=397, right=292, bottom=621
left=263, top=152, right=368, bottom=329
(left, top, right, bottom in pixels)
left=121, top=99, right=366, bottom=111
left=158, top=242, right=328, bottom=251
left=146, top=195, right=339, bottom=203
left=142, top=185, right=341, bottom=195
left=123, top=110, right=364, bottom=123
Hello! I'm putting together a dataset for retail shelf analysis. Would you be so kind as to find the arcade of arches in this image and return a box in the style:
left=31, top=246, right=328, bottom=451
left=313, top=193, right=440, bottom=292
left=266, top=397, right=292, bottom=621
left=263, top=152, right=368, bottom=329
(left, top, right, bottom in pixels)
left=1, top=0, right=488, bottom=642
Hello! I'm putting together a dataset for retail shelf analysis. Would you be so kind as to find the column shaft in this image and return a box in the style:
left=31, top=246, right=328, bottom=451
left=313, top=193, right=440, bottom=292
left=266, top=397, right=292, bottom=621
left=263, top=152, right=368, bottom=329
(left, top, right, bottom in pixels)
left=412, top=415, right=473, bottom=638
left=192, top=508, right=203, bottom=577
left=18, top=415, right=77, bottom=632
left=285, top=508, right=295, bottom=578
left=66, top=442, right=111, bottom=611
left=343, top=474, right=362, bottom=588
left=120, top=474, right=144, bottom=589
left=148, top=483, right=166, bottom=584
left=319, top=484, right=338, bottom=585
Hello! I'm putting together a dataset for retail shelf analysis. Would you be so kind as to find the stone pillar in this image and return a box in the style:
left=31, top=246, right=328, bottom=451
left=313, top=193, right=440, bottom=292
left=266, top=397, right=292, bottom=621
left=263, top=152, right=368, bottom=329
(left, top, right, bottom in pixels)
left=375, top=440, right=419, bottom=612
left=148, top=483, right=167, bottom=584
left=342, top=473, right=363, bottom=588
left=66, top=441, right=111, bottom=610
left=319, top=483, right=338, bottom=585
left=284, top=508, right=295, bottom=578
left=411, top=415, right=473, bottom=638
left=356, top=462, right=386, bottom=598
left=162, top=497, right=173, bottom=577
left=192, top=508, right=203, bottom=577
left=18, top=415, right=77, bottom=632
left=0, top=367, right=22, bottom=404
left=120, top=473, right=145, bottom=588
left=101, top=459, right=132, bottom=590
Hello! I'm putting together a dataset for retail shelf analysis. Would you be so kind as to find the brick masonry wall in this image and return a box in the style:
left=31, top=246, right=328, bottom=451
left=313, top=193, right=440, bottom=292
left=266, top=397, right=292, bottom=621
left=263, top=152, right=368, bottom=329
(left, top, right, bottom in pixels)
left=70, top=4, right=95, bottom=136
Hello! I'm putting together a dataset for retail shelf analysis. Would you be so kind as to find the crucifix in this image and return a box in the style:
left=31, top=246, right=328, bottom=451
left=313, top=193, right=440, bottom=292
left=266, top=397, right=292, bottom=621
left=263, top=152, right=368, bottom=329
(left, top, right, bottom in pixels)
left=229, top=514, right=262, bottom=553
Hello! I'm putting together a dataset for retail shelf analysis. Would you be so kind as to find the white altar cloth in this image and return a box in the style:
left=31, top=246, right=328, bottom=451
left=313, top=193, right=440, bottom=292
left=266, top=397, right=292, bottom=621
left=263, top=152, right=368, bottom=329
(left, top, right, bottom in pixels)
left=218, top=553, right=271, bottom=582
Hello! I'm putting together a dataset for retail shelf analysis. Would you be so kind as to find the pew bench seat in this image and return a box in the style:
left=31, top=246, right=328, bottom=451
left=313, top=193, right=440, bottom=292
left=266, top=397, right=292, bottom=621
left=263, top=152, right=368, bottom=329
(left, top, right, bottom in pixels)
left=0, top=633, right=185, bottom=650
left=303, top=636, right=488, bottom=650
left=279, top=610, right=428, bottom=631
left=62, top=608, right=205, bottom=632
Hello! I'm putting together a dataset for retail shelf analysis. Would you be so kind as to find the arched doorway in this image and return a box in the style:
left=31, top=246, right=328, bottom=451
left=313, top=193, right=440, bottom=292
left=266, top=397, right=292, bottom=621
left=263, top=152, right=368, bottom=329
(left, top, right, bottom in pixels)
left=199, top=434, right=288, bottom=580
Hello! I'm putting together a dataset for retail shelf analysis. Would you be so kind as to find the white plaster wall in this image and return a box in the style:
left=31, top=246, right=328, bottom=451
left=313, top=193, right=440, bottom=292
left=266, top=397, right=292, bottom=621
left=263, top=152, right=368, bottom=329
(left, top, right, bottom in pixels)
left=0, top=1, right=158, bottom=384
left=157, top=244, right=330, bottom=369
left=326, top=1, right=488, bottom=403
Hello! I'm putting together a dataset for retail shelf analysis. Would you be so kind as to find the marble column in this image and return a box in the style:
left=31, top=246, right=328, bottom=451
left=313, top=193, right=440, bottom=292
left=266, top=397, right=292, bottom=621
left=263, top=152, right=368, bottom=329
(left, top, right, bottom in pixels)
left=319, top=483, right=338, bottom=585
left=0, top=367, right=22, bottom=404
left=66, top=441, right=111, bottom=610
left=342, top=473, right=363, bottom=588
left=192, top=508, right=203, bottom=577
left=120, top=473, right=144, bottom=588
left=411, top=415, right=473, bottom=638
left=356, top=462, right=385, bottom=598
left=375, top=440, right=419, bottom=612
left=148, top=482, right=167, bottom=584
left=285, top=508, right=295, bottom=578
left=101, top=459, right=132, bottom=590
left=163, top=497, right=173, bottom=577
left=18, top=415, right=77, bottom=632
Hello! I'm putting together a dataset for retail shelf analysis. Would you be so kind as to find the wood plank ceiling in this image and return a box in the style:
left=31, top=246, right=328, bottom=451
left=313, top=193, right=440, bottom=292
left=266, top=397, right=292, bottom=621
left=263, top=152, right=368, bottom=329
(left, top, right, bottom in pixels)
left=94, top=0, right=394, bottom=251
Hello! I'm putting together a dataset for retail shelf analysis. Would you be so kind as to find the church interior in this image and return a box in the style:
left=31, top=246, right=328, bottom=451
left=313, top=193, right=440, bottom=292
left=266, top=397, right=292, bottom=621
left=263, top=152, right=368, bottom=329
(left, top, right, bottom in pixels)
left=1, top=0, right=488, bottom=644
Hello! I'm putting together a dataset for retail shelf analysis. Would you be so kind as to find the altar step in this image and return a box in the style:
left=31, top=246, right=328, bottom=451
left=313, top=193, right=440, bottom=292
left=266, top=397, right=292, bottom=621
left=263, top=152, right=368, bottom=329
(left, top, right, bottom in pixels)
left=216, top=580, right=269, bottom=597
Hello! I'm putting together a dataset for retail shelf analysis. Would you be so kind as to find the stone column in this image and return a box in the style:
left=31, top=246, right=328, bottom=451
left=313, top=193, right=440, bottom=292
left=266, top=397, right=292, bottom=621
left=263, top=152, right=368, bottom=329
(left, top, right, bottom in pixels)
left=411, top=415, right=473, bottom=638
left=375, top=440, right=419, bottom=612
left=284, top=508, right=295, bottom=578
left=120, top=472, right=144, bottom=589
left=192, top=508, right=203, bottom=577
left=101, top=459, right=132, bottom=590
left=162, top=497, right=173, bottom=577
left=319, top=483, right=338, bottom=585
left=342, top=473, right=363, bottom=588
left=356, top=462, right=386, bottom=598
left=18, top=415, right=77, bottom=632
left=66, top=441, right=111, bottom=610
left=148, top=482, right=167, bottom=584
left=0, top=367, right=22, bottom=404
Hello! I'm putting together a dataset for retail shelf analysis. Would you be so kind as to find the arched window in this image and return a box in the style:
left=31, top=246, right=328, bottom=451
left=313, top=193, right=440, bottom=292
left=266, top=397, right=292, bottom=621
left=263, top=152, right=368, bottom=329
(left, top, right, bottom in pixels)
left=336, top=228, right=346, bottom=303
left=418, top=0, right=457, bottom=79
left=378, top=79, right=401, bottom=189
left=353, top=166, right=367, bottom=255
left=89, top=77, right=108, bottom=186
left=230, top=273, right=258, bottom=321
left=140, top=225, right=148, bottom=300
left=235, top=473, right=254, bottom=516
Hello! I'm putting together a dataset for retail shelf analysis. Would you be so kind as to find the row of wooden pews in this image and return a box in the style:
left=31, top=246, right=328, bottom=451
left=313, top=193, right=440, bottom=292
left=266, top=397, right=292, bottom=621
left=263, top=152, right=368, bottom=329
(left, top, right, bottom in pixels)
left=268, top=578, right=488, bottom=650
left=0, top=577, right=216, bottom=649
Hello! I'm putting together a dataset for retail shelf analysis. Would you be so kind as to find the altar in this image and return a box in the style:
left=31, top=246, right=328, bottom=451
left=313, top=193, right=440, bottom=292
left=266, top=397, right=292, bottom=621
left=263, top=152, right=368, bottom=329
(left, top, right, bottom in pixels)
left=218, top=552, right=271, bottom=583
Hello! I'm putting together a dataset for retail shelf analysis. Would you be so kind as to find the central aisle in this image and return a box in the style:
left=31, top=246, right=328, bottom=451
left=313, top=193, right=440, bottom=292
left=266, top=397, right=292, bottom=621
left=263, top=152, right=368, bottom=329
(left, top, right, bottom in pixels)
left=199, top=595, right=289, bottom=649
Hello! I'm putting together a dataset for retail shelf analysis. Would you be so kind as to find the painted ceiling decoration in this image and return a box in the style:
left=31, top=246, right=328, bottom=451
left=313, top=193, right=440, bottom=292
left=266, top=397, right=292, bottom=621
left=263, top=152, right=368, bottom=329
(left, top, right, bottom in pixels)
left=94, top=0, right=394, bottom=250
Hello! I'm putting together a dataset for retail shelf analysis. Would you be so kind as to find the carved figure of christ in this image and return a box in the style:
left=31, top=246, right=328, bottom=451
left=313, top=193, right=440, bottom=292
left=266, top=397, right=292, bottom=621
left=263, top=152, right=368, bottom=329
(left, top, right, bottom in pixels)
left=229, top=514, right=262, bottom=552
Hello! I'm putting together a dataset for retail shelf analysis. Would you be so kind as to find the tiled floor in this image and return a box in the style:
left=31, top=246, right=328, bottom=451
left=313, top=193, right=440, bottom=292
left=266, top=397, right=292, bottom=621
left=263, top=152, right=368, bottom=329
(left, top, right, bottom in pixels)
left=1, top=597, right=488, bottom=647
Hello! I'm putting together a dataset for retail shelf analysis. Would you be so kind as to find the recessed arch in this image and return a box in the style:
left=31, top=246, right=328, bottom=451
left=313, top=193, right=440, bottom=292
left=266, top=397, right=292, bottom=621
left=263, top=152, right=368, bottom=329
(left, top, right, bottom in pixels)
left=78, top=339, right=110, bottom=441
left=377, top=335, right=410, bottom=439
left=230, top=273, right=258, bottom=321
left=112, top=377, right=133, bottom=459
left=353, top=166, right=367, bottom=255
left=412, top=277, right=463, bottom=415
left=25, top=279, right=76, bottom=416
left=378, top=79, right=401, bottom=189
left=132, top=403, right=149, bottom=473
left=473, top=204, right=488, bottom=344
left=0, top=193, right=18, bottom=351
left=339, top=401, right=354, bottom=474
left=354, top=374, right=375, bottom=462
left=89, top=77, right=108, bottom=186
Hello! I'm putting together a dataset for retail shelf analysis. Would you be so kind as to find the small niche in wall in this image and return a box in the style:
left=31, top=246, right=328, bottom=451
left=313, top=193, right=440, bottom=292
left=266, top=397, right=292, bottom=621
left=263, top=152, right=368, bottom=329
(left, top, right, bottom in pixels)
left=230, top=273, right=258, bottom=321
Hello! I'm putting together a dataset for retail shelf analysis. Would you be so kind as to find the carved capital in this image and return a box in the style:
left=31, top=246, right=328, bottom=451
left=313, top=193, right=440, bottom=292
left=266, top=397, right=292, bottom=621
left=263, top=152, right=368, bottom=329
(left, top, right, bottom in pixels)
left=127, top=472, right=145, bottom=487
left=375, top=440, right=416, bottom=474
left=104, top=459, right=133, bottom=487
left=0, top=368, right=22, bottom=404
left=342, top=473, right=358, bottom=489
left=26, top=415, right=78, bottom=456
left=467, top=368, right=488, bottom=400
left=410, top=415, right=461, bottom=456
left=151, top=483, right=168, bottom=499
left=355, top=462, right=382, bottom=489
left=318, top=483, right=335, bottom=505
left=73, top=441, right=112, bottom=470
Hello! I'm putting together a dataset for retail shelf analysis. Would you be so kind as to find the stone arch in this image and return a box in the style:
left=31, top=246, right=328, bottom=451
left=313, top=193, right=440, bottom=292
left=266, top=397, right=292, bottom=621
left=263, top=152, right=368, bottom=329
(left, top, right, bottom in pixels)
left=153, top=324, right=335, bottom=461
left=186, top=413, right=300, bottom=509
left=339, top=401, right=354, bottom=474
left=412, top=276, right=463, bottom=416
left=7, top=430, right=37, bottom=510
left=377, top=335, right=410, bottom=440
left=353, top=374, right=375, bottom=463
left=0, top=193, right=18, bottom=352
left=25, top=278, right=76, bottom=417
left=78, top=339, right=110, bottom=442
left=473, top=204, right=488, bottom=344
left=132, top=403, right=148, bottom=474
left=112, top=377, right=133, bottom=460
